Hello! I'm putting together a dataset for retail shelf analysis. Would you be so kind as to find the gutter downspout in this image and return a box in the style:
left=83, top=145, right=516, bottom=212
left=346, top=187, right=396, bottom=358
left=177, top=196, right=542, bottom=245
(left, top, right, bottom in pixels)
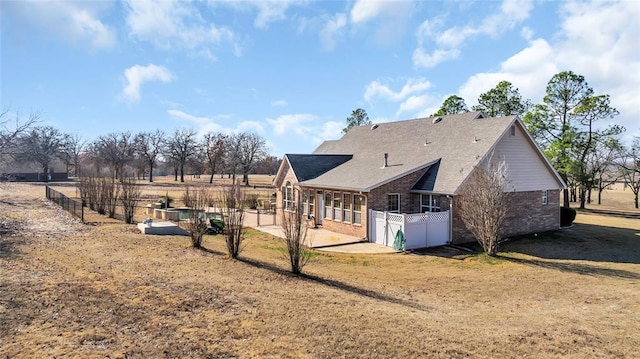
left=447, top=195, right=453, bottom=244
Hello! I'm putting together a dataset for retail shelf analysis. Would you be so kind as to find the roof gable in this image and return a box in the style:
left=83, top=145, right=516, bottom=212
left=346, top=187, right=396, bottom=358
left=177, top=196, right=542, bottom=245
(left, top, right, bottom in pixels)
left=286, top=154, right=352, bottom=182
left=411, top=159, right=441, bottom=192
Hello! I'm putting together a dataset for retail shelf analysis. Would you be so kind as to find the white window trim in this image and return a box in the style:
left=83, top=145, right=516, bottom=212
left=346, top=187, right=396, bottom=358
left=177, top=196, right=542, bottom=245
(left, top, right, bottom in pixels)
left=387, top=193, right=400, bottom=213
left=420, top=193, right=441, bottom=213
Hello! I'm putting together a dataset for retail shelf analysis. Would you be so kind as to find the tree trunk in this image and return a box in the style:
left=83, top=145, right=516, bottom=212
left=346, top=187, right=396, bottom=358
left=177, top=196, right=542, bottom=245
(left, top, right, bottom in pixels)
left=243, top=172, right=249, bottom=186
left=174, top=169, right=178, bottom=181
left=587, top=189, right=591, bottom=204
left=635, top=193, right=639, bottom=209
left=579, top=187, right=586, bottom=209
left=43, top=165, right=49, bottom=183
left=149, top=164, right=154, bottom=183
left=563, top=188, right=570, bottom=208
left=209, top=172, right=214, bottom=184
left=598, top=188, right=603, bottom=205
left=180, top=165, right=185, bottom=183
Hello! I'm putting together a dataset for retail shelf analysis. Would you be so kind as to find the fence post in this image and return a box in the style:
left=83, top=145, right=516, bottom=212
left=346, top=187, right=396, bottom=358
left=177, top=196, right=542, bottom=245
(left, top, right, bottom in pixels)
left=257, top=209, right=260, bottom=227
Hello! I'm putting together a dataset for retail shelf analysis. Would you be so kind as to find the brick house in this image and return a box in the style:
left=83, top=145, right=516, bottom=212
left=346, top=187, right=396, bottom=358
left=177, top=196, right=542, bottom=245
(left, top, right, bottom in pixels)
left=273, top=112, right=566, bottom=246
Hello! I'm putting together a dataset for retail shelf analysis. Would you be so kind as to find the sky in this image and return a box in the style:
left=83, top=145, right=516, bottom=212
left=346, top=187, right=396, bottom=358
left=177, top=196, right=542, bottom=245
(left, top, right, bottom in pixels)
left=1, top=0, right=639, bottom=157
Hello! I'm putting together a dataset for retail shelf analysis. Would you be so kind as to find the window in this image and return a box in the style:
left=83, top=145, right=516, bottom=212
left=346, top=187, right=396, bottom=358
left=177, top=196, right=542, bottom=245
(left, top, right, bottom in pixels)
left=284, top=182, right=295, bottom=211
left=324, top=192, right=332, bottom=218
left=333, top=192, right=341, bottom=221
left=387, top=194, right=400, bottom=213
left=342, top=193, right=352, bottom=222
left=509, top=125, right=516, bottom=137
left=542, top=190, right=548, bottom=205
left=302, top=190, right=308, bottom=215
left=420, top=194, right=441, bottom=212
left=353, top=195, right=364, bottom=224
left=308, top=194, right=315, bottom=218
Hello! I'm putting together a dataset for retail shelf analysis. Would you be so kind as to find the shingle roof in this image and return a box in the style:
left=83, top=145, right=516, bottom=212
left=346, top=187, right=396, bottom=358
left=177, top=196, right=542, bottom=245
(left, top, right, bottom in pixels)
left=285, top=154, right=353, bottom=182
left=298, top=112, right=519, bottom=194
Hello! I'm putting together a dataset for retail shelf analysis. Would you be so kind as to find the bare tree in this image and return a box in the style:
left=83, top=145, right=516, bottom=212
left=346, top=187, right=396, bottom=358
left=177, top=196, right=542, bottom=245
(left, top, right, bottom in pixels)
left=94, top=132, right=135, bottom=180
left=166, top=128, right=199, bottom=183
left=120, top=177, right=141, bottom=224
left=458, top=160, right=512, bottom=256
left=235, top=132, right=267, bottom=186
left=134, top=130, right=165, bottom=182
left=61, top=133, right=87, bottom=178
left=182, top=186, right=213, bottom=248
left=1, top=108, right=39, bottom=155
left=203, top=132, right=227, bottom=184
left=221, top=181, right=246, bottom=258
left=617, top=138, right=640, bottom=209
left=15, top=126, right=66, bottom=182
left=280, top=198, right=312, bottom=274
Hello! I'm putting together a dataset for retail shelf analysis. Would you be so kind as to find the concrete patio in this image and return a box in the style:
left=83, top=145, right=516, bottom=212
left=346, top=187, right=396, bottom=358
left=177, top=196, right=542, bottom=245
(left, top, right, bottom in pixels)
left=243, top=210, right=397, bottom=254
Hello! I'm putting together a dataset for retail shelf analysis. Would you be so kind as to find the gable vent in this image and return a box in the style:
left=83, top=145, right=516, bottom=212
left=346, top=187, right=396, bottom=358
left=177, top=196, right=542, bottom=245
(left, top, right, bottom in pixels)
left=370, top=124, right=379, bottom=130
left=432, top=117, right=442, bottom=124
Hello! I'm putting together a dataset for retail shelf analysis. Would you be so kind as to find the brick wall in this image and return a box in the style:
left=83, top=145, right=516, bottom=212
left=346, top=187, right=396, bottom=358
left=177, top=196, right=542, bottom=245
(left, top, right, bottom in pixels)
left=451, top=189, right=561, bottom=244
left=368, top=167, right=429, bottom=213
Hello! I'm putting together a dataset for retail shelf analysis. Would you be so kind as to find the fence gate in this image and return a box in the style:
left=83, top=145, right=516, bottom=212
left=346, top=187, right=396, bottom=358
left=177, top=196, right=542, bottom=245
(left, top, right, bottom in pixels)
left=369, top=210, right=450, bottom=250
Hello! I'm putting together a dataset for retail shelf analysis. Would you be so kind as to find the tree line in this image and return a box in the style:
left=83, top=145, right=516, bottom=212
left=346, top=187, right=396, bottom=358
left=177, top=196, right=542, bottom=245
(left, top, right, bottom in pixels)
left=0, top=114, right=279, bottom=186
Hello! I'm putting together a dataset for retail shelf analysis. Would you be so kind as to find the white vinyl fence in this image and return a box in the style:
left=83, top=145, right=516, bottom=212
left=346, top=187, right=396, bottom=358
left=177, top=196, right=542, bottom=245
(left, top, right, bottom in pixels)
left=369, top=210, right=450, bottom=250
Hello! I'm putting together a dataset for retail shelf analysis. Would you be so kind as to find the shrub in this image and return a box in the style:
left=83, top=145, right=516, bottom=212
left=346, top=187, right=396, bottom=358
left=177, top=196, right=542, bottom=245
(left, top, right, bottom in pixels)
left=560, top=207, right=577, bottom=227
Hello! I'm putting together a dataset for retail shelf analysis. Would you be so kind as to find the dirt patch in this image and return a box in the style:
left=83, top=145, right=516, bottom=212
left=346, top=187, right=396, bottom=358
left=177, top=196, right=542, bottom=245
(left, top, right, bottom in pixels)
left=1, top=183, right=639, bottom=358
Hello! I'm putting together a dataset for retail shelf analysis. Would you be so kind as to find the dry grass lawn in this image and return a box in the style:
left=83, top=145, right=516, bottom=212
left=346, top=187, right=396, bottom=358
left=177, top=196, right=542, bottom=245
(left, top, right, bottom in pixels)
left=1, top=182, right=639, bottom=358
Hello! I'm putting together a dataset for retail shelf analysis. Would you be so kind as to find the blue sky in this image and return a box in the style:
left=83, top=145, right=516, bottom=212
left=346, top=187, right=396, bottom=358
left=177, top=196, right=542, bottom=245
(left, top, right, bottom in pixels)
left=2, top=0, right=638, bottom=156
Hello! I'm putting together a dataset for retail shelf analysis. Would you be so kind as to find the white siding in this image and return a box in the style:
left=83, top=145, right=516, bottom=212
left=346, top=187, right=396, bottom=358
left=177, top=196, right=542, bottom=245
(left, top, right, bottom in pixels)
left=490, top=124, right=562, bottom=191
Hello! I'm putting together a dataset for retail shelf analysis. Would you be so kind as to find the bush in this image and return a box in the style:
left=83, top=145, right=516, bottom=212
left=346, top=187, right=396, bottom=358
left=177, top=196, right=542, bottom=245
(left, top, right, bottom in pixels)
left=560, top=207, right=577, bottom=227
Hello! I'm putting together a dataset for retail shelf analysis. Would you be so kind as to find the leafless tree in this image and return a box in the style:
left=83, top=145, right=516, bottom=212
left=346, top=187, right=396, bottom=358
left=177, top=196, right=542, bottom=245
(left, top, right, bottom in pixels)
left=15, top=126, right=66, bottom=182
left=458, top=160, right=512, bottom=256
left=0, top=108, right=39, bottom=155
left=617, top=137, right=640, bottom=208
left=120, top=177, right=141, bottom=224
left=94, top=132, right=135, bottom=180
left=61, top=133, right=87, bottom=178
left=236, top=132, right=267, bottom=186
left=102, top=177, right=119, bottom=218
left=280, top=197, right=312, bottom=274
left=133, top=130, right=165, bottom=182
left=187, top=149, right=207, bottom=179
left=182, top=186, right=213, bottom=248
left=165, top=128, right=199, bottom=183
left=203, top=132, right=227, bottom=184
left=221, top=181, right=246, bottom=258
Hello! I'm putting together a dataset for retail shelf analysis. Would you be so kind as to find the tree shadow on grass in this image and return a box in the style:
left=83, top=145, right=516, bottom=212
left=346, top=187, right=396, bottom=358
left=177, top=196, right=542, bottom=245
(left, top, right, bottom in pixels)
left=501, top=222, right=640, bottom=265
left=496, top=255, right=640, bottom=279
left=237, top=257, right=431, bottom=312
left=0, top=237, right=24, bottom=260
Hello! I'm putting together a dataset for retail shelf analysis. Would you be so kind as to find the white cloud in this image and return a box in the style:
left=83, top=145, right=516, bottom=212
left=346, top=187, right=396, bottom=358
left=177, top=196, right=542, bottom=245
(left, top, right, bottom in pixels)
left=318, top=121, right=343, bottom=143
left=122, top=64, right=174, bottom=103
left=210, top=0, right=297, bottom=29
left=267, top=114, right=316, bottom=135
left=413, top=0, right=534, bottom=68
left=350, top=0, right=392, bottom=24
left=125, top=0, right=238, bottom=57
left=412, top=48, right=460, bottom=68
left=167, top=110, right=264, bottom=136
left=364, top=78, right=432, bottom=102
left=396, top=94, right=435, bottom=117
left=4, top=1, right=116, bottom=49
left=320, top=13, right=347, bottom=51
left=271, top=100, right=288, bottom=107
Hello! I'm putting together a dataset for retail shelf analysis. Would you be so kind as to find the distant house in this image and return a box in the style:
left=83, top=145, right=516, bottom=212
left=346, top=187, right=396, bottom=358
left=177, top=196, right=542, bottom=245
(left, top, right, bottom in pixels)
left=274, top=112, right=566, bottom=248
left=0, top=155, right=68, bottom=182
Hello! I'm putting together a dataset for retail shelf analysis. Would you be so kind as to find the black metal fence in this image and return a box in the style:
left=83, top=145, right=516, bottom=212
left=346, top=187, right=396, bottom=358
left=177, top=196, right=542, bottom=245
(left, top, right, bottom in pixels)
left=45, top=186, right=84, bottom=222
